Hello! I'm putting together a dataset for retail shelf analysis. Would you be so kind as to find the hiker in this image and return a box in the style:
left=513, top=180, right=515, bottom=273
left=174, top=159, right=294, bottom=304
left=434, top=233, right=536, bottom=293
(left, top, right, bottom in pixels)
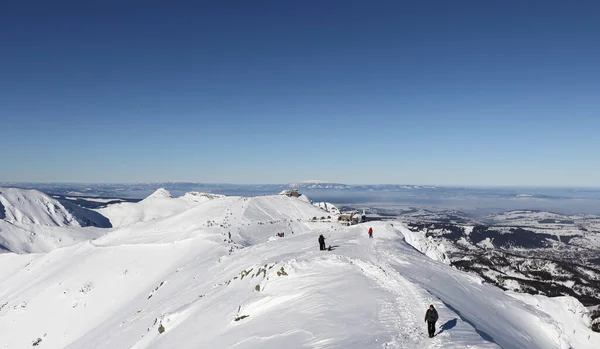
left=318, top=234, right=326, bottom=250
left=424, top=304, right=439, bottom=338
left=368, top=227, right=373, bottom=238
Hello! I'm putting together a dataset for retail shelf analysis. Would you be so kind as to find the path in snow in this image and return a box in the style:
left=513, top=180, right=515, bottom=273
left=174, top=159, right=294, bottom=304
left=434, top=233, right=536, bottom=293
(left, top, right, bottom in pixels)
left=347, top=256, right=440, bottom=349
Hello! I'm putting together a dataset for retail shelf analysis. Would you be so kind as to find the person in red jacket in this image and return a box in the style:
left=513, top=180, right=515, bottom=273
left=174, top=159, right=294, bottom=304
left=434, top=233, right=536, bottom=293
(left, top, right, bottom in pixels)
left=368, top=227, right=373, bottom=238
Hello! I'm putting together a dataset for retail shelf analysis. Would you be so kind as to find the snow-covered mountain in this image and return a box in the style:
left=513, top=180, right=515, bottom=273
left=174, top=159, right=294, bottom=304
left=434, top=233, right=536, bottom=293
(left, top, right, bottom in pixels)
left=96, top=189, right=222, bottom=228
left=0, top=188, right=102, bottom=227
left=0, top=193, right=598, bottom=348
left=0, top=188, right=110, bottom=253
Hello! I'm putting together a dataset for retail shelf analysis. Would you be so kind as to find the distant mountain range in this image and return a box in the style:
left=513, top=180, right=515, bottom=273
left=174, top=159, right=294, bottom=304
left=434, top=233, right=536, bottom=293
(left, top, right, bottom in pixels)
left=6, top=182, right=600, bottom=197
left=289, top=181, right=351, bottom=189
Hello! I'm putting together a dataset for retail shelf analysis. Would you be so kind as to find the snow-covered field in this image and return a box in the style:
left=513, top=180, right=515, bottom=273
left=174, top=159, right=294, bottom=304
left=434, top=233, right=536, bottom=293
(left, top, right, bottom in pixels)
left=0, top=187, right=598, bottom=348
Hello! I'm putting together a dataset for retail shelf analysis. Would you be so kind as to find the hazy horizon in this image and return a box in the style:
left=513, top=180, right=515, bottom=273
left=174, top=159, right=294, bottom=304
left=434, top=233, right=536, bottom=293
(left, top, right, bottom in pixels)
left=3, top=182, right=600, bottom=216
left=2, top=181, right=600, bottom=189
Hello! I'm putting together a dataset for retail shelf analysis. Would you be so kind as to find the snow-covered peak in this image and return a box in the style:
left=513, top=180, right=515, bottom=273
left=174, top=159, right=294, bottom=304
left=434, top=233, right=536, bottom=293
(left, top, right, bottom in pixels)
left=145, top=188, right=173, bottom=200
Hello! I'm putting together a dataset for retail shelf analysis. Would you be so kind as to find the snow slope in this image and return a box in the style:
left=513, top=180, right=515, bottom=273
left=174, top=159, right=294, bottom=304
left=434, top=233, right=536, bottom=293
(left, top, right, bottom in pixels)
left=0, top=194, right=597, bottom=348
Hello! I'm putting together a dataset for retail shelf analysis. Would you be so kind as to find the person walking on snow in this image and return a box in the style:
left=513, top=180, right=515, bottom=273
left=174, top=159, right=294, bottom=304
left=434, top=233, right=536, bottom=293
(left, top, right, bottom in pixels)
left=318, top=234, right=326, bottom=250
left=425, top=304, right=439, bottom=338
left=368, top=227, right=373, bottom=238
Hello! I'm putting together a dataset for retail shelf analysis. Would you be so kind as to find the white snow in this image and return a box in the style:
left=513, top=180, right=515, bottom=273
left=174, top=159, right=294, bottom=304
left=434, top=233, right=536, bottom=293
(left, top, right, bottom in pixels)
left=0, top=190, right=598, bottom=348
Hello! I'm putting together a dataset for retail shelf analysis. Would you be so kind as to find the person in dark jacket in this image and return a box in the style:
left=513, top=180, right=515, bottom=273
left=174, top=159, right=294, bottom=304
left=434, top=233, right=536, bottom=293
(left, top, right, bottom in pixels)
left=424, top=304, right=439, bottom=338
left=318, top=234, right=326, bottom=250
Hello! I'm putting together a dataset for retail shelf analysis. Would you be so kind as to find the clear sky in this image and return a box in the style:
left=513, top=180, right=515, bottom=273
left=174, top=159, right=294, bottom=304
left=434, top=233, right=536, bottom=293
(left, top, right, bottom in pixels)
left=1, top=1, right=599, bottom=186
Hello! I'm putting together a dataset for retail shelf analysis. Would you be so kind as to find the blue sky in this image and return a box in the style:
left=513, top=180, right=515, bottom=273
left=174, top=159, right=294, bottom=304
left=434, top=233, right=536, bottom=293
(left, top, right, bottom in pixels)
left=1, top=1, right=599, bottom=185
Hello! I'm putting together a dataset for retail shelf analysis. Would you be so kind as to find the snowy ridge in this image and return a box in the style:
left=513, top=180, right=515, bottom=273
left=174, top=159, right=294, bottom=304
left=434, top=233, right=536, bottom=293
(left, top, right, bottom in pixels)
left=145, top=188, right=173, bottom=199
left=0, top=194, right=598, bottom=348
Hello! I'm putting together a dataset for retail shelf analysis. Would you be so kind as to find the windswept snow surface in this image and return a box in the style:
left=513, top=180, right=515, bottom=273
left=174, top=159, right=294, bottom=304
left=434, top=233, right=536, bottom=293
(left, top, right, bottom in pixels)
left=0, top=194, right=598, bottom=348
